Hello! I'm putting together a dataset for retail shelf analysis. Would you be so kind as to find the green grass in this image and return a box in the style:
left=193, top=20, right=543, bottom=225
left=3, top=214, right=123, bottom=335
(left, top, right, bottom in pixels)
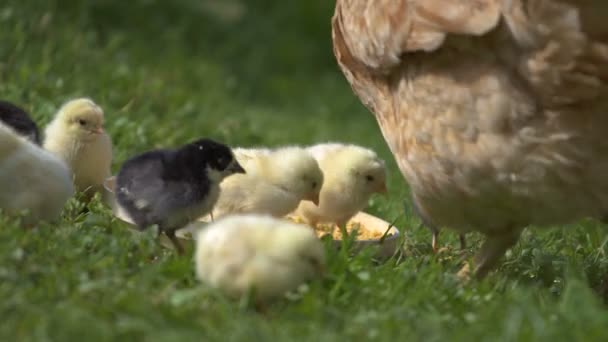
left=1, top=1, right=608, bottom=341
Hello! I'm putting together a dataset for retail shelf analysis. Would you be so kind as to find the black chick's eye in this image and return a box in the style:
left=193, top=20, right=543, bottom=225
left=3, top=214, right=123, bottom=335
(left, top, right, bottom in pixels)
left=311, top=181, right=317, bottom=189
left=78, top=119, right=87, bottom=126
left=365, top=175, right=374, bottom=182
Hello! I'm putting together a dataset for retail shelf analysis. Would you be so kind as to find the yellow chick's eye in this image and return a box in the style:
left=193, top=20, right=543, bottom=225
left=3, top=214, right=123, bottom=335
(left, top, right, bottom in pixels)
left=78, top=119, right=87, bottom=126
left=365, top=175, right=374, bottom=182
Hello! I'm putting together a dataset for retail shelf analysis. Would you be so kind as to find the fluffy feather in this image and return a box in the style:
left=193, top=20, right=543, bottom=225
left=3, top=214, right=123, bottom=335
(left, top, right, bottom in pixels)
left=332, top=0, right=608, bottom=278
left=209, top=147, right=323, bottom=219
left=43, top=98, right=112, bottom=196
left=294, top=143, right=387, bottom=228
left=0, top=123, right=73, bottom=224
left=195, top=214, right=325, bottom=302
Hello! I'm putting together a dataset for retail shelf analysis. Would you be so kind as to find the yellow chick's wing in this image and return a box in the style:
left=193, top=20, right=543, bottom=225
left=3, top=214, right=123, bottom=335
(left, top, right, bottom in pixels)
left=212, top=174, right=301, bottom=218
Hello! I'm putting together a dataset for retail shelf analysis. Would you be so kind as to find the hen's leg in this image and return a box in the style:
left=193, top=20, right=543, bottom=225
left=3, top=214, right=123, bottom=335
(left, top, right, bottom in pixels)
left=459, top=233, right=467, bottom=250
left=411, top=195, right=442, bottom=253
left=431, top=227, right=440, bottom=254
left=458, top=229, right=521, bottom=280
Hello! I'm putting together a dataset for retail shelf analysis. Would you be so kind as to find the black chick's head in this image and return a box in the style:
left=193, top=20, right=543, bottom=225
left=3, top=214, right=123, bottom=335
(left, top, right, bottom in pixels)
left=0, top=100, right=41, bottom=145
left=181, top=138, right=246, bottom=178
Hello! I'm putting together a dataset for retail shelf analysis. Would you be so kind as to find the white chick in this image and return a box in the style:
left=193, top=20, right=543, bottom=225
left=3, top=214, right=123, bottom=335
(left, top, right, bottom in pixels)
left=195, top=214, right=325, bottom=303
left=294, top=143, right=387, bottom=229
left=43, top=98, right=112, bottom=196
left=208, top=147, right=324, bottom=219
left=0, top=123, right=74, bottom=224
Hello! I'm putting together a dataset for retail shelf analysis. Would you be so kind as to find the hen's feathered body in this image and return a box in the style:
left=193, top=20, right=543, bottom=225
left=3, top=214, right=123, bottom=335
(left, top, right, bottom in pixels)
left=332, top=0, right=608, bottom=277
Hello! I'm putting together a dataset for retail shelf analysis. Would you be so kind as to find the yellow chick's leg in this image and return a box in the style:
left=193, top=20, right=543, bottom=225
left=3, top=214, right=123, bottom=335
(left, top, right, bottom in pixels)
left=254, top=299, right=269, bottom=314
left=458, top=229, right=521, bottom=281
left=210, top=211, right=215, bottom=222
left=164, top=229, right=185, bottom=255
left=336, top=220, right=349, bottom=240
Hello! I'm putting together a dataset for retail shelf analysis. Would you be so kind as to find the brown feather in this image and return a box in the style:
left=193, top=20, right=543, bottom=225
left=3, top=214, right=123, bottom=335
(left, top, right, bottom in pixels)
left=332, top=0, right=608, bottom=277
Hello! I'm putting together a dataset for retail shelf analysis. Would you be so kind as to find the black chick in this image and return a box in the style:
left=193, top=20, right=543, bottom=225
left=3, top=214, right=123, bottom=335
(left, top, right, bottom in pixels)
left=115, top=138, right=246, bottom=254
left=0, top=100, right=41, bottom=145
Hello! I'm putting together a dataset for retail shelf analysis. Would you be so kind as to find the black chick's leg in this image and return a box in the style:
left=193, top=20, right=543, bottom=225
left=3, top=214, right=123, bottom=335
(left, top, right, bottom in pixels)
left=254, top=299, right=269, bottom=314
left=164, top=229, right=185, bottom=255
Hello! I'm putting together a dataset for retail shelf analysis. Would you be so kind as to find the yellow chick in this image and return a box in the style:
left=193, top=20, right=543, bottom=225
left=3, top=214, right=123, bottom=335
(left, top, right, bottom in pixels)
left=0, top=123, right=74, bottom=224
left=194, top=214, right=325, bottom=303
left=43, top=98, right=112, bottom=196
left=294, top=143, right=387, bottom=229
left=231, top=147, right=272, bottom=173
left=208, top=147, right=324, bottom=219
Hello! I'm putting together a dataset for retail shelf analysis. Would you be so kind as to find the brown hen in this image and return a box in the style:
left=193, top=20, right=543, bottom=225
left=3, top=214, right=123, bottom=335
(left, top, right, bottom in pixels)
left=332, top=0, right=608, bottom=278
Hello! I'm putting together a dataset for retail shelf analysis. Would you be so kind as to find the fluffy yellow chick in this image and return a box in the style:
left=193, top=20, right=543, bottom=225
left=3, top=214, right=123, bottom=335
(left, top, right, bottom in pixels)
left=231, top=146, right=272, bottom=172
left=194, top=214, right=325, bottom=303
left=208, top=147, right=323, bottom=219
left=0, top=123, right=74, bottom=224
left=294, top=143, right=387, bottom=229
left=43, top=98, right=112, bottom=196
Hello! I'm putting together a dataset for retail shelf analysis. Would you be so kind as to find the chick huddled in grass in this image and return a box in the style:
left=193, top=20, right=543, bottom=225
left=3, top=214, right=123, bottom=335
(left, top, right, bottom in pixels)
left=0, top=122, right=74, bottom=224
left=43, top=98, right=112, bottom=197
left=294, top=143, right=387, bottom=229
left=195, top=214, right=325, bottom=302
left=207, top=146, right=323, bottom=219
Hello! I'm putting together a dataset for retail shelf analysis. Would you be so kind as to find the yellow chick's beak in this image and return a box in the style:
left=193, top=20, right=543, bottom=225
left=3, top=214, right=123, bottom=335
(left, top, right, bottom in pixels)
left=306, top=192, right=320, bottom=206
left=376, top=182, right=388, bottom=195
left=92, top=127, right=104, bottom=134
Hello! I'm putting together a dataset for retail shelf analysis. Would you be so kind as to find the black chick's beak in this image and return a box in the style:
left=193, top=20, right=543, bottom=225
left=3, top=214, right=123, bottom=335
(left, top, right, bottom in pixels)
left=228, top=161, right=246, bottom=174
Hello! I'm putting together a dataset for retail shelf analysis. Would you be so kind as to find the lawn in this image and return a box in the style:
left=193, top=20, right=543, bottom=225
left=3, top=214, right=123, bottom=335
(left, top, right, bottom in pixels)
left=1, top=1, right=608, bottom=341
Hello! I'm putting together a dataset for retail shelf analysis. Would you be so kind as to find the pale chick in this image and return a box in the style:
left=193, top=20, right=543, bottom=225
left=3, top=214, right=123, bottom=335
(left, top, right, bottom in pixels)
left=294, top=143, right=387, bottom=229
left=43, top=98, right=112, bottom=196
left=194, top=214, right=325, bottom=303
left=0, top=123, right=74, bottom=225
left=207, top=146, right=324, bottom=219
